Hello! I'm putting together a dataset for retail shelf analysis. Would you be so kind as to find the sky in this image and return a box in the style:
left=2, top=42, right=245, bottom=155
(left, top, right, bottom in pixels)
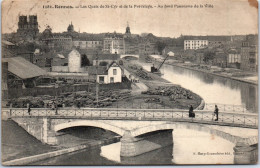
left=2, top=0, right=258, bottom=37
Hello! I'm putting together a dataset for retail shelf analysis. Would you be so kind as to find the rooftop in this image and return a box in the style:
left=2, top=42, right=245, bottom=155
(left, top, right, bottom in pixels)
left=2, top=40, right=15, bottom=46
left=93, top=54, right=119, bottom=60
left=2, top=57, right=46, bottom=79
left=184, top=36, right=231, bottom=41
left=88, top=66, right=108, bottom=75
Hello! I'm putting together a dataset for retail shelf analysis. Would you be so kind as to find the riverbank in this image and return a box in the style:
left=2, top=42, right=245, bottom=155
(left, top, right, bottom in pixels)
left=2, top=120, right=120, bottom=165
left=162, top=60, right=258, bottom=85
left=3, top=134, right=120, bottom=166
left=121, top=60, right=203, bottom=110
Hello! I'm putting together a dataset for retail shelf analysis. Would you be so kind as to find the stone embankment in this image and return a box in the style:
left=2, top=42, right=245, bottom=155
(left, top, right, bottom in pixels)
left=3, top=136, right=120, bottom=166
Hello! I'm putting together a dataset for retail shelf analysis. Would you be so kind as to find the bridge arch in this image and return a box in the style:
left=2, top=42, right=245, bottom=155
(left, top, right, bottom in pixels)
left=54, top=120, right=126, bottom=136
left=120, top=55, right=139, bottom=59
left=130, top=122, right=257, bottom=146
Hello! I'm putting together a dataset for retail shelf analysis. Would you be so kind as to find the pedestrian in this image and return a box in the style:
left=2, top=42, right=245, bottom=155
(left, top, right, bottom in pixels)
left=189, top=105, right=193, bottom=118
left=214, top=105, right=219, bottom=121
left=27, top=103, right=31, bottom=116
left=77, top=101, right=81, bottom=109
left=55, top=103, right=58, bottom=115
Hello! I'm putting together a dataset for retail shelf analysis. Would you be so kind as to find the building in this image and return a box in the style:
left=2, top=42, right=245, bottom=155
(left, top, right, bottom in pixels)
left=89, top=61, right=123, bottom=84
left=124, top=22, right=131, bottom=38
left=240, top=35, right=258, bottom=72
left=184, top=39, right=208, bottom=50
left=124, top=38, right=139, bottom=54
left=2, top=57, right=46, bottom=89
left=138, top=40, right=157, bottom=55
left=17, top=15, right=39, bottom=41
left=68, top=49, right=85, bottom=72
left=67, top=22, right=75, bottom=33
left=2, top=40, right=16, bottom=58
left=213, top=49, right=227, bottom=68
left=195, top=49, right=205, bottom=64
left=41, top=26, right=73, bottom=51
left=103, top=33, right=124, bottom=54
left=227, top=49, right=241, bottom=69
left=73, top=39, right=103, bottom=49
left=183, top=36, right=231, bottom=50
left=92, top=54, right=119, bottom=66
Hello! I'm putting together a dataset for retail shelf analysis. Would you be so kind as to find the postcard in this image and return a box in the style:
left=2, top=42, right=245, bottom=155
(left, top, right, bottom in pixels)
left=1, top=0, right=258, bottom=165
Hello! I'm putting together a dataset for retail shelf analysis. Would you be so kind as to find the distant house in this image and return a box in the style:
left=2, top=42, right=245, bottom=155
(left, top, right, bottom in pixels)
left=88, top=61, right=123, bottom=84
left=227, top=49, right=241, bottom=69
left=68, top=49, right=82, bottom=72
left=240, top=35, right=258, bottom=72
left=50, top=49, right=92, bottom=73
left=103, top=33, right=124, bottom=54
left=2, top=40, right=16, bottom=58
left=213, top=49, right=227, bottom=68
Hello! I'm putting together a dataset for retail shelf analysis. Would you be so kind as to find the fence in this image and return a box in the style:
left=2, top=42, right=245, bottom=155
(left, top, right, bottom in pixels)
left=5, top=108, right=258, bottom=129
left=99, top=81, right=131, bottom=91
left=7, top=82, right=132, bottom=99
left=8, top=84, right=95, bottom=98
left=204, top=103, right=249, bottom=113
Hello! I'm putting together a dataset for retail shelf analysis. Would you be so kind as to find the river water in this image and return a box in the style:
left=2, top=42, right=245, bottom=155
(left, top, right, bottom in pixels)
left=14, top=62, right=258, bottom=165
left=143, top=63, right=257, bottom=113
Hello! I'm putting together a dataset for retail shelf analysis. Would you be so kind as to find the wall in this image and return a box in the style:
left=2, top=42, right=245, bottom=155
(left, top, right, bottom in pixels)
left=52, top=66, right=69, bottom=72
left=97, top=75, right=108, bottom=84
left=121, top=130, right=173, bottom=157
left=108, top=66, right=122, bottom=83
left=68, top=50, right=81, bottom=72
left=93, top=60, right=114, bottom=66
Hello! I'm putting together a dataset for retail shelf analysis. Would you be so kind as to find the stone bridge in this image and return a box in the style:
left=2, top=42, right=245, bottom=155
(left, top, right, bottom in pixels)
left=2, top=108, right=258, bottom=162
left=120, top=54, right=139, bottom=59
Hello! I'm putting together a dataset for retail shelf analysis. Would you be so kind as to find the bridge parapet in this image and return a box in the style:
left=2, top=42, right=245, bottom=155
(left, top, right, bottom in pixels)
left=4, top=108, right=258, bottom=129
left=204, top=103, right=250, bottom=113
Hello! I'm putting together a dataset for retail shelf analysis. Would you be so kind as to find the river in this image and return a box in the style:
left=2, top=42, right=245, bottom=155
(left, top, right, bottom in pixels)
left=6, top=62, right=258, bottom=165
left=143, top=63, right=257, bottom=113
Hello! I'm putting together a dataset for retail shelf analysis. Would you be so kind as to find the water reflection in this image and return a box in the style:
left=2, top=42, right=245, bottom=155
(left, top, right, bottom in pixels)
left=143, top=63, right=257, bottom=112
left=172, top=129, right=234, bottom=164
left=100, top=129, right=235, bottom=165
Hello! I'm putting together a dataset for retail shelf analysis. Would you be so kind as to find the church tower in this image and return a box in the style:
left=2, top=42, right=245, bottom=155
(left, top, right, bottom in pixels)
left=67, top=21, right=74, bottom=33
left=124, top=22, right=131, bottom=38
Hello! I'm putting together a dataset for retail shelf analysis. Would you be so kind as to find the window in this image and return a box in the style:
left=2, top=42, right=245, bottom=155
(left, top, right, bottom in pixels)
left=250, top=52, right=256, bottom=57
left=99, top=76, right=104, bottom=83
left=110, top=77, right=114, bottom=83
left=249, top=58, right=255, bottom=63
left=242, top=42, right=249, bottom=47
left=113, top=69, right=117, bottom=75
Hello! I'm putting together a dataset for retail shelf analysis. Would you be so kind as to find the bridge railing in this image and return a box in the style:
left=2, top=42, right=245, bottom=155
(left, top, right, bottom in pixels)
left=3, top=108, right=258, bottom=128
left=204, top=103, right=249, bottom=113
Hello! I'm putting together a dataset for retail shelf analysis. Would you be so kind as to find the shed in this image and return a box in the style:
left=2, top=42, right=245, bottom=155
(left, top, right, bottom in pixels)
left=2, top=57, right=46, bottom=79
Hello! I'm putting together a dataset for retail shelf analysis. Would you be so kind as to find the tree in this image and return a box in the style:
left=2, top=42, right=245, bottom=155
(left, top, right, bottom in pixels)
left=81, top=54, right=90, bottom=67
left=203, top=50, right=215, bottom=63
left=155, top=41, right=166, bottom=55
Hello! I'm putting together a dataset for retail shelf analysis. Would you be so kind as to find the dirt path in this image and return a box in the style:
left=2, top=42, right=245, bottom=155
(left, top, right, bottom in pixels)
left=131, top=82, right=148, bottom=95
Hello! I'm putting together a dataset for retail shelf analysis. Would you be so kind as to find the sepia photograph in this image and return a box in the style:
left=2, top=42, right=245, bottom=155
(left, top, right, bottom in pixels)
left=1, top=0, right=258, bottom=166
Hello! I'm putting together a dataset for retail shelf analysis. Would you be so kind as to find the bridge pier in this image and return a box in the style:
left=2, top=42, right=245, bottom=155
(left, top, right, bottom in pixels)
left=233, top=142, right=258, bottom=164
left=12, top=118, right=58, bottom=145
left=120, top=129, right=173, bottom=157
